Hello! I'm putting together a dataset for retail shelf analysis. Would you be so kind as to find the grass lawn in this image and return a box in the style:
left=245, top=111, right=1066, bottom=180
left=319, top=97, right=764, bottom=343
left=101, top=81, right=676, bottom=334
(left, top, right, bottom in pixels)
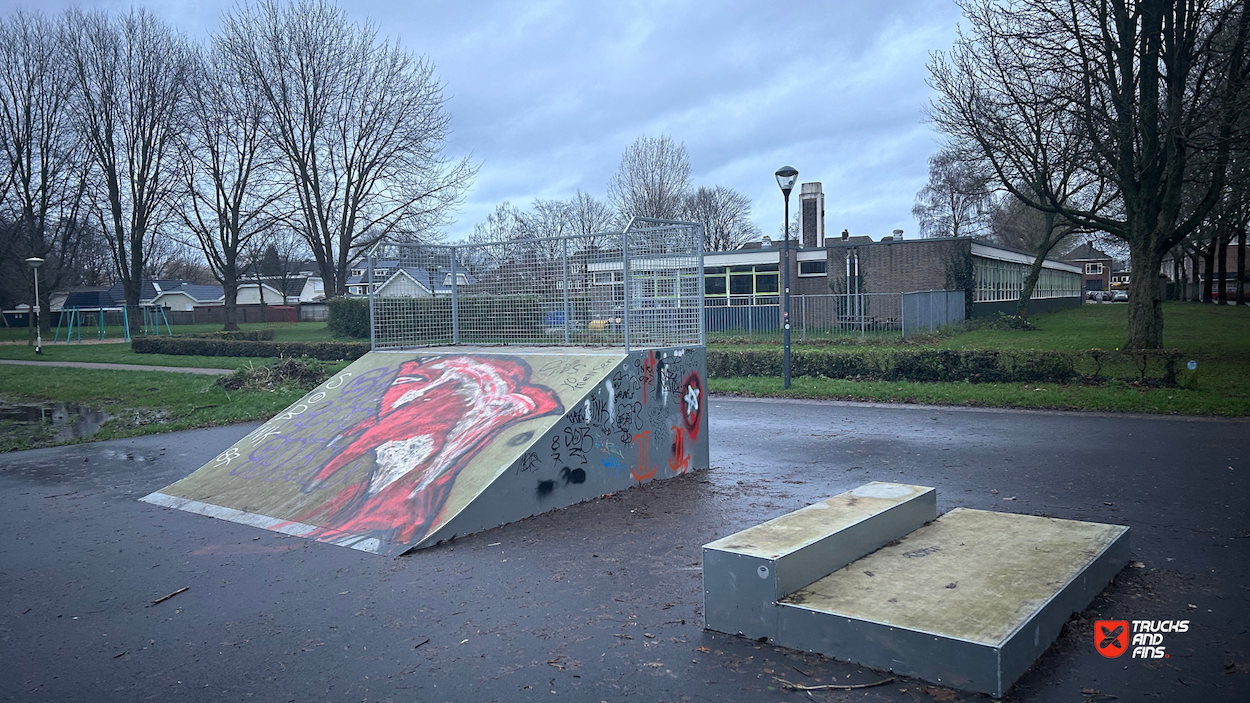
left=710, top=302, right=1250, bottom=416
left=0, top=365, right=310, bottom=452
left=0, top=320, right=341, bottom=344
left=0, top=322, right=344, bottom=369
left=0, top=302, right=1245, bottom=453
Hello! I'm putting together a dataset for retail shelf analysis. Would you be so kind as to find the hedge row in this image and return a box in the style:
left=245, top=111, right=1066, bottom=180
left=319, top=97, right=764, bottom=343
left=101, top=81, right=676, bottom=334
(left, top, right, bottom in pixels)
left=327, top=297, right=369, bottom=339
left=181, top=329, right=275, bottom=341
left=132, top=336, right=369, bottom=361
left=707, top=348, right=1184, bottom=384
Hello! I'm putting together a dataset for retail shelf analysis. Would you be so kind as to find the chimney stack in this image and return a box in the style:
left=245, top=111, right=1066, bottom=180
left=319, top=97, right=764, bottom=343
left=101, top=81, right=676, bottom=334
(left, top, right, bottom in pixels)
left=799, top=182, right=825, bottom=247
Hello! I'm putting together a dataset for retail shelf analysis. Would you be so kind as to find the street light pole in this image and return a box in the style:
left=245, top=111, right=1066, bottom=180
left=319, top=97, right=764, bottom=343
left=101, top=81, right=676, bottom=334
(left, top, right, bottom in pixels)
left=25, top=257, right=45, bottom=354
left=775, top=166, right=798, bottom=389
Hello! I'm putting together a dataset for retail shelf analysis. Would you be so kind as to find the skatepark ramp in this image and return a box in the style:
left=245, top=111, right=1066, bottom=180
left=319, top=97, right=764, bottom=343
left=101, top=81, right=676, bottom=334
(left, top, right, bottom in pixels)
left=144, top=347, right=708, bottom=556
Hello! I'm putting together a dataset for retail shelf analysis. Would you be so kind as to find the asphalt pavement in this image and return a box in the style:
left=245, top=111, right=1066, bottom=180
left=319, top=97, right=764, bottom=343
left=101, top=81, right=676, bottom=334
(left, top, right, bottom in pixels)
left=1, top=397, right=1246, bottom=702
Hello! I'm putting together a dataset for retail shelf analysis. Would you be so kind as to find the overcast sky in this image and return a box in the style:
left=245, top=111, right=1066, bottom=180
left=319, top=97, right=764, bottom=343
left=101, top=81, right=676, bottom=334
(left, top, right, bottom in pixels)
left=7, top=0, right=965, bottom=244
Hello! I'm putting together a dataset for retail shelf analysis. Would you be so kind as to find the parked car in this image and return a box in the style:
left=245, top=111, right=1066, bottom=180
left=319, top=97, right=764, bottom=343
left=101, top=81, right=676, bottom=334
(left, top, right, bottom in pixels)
left=1111, top=290, right=1128, bottom=302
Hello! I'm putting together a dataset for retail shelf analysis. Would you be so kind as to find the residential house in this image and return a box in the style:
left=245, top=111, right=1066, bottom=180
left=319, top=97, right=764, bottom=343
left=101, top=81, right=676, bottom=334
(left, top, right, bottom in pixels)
left=1060, top=244, right=1114, bottom=292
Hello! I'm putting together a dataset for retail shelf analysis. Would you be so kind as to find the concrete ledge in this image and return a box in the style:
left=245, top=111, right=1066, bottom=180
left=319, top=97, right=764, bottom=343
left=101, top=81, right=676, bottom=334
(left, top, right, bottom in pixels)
left=702, top=482, right=936, bottom=641
left=776, top=509, right=1130, bottom=697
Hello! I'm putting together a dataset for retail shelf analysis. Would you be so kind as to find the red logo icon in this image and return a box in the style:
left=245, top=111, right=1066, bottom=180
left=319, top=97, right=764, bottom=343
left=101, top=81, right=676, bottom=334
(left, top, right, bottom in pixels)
left=1095, top=620, right=1129, bottom=658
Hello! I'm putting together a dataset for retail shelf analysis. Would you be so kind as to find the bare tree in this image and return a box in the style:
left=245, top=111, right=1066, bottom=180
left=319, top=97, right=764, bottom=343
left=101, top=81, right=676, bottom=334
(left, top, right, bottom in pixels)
left=683, top=185, right=760, bottom=251
left=607, top=134, right=692, bottom=223
left=567, top=190, right=615, bottom=243
left=986, top=190, right=1092, bottom=318
left=930, top=0, right=1250, bottom=348
left=0, top=10, right=95, bottom=339
left=219, top=0, right=475, bottom=297
left=61, top=8, right=192, bottom=327
left=178, top=42, right=283, bottom=330
left=912, top=147, right=994, bottom=239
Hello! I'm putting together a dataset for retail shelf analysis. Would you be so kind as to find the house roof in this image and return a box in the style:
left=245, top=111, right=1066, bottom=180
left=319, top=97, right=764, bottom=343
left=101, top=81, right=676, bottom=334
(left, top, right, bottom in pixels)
left=61, top=289, right=116, bottom=309
left=1061, top=243, right=1111, bottom=261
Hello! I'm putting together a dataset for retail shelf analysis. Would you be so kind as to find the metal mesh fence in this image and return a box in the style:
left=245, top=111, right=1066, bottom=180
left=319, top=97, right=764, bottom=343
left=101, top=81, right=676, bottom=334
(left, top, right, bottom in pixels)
left=369, top=217, right=704, bottom=350
left=705, top=293, right=906, bottom=342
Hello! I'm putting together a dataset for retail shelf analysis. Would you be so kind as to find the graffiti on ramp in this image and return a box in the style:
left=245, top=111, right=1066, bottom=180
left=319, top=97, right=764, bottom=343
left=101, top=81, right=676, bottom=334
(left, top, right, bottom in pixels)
left=289, top=356, right=562, bottom=549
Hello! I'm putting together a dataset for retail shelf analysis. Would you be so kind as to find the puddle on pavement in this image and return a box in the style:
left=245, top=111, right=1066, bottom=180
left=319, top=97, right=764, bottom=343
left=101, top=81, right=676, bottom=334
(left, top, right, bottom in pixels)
left=0, top=401, right=112, bottom=445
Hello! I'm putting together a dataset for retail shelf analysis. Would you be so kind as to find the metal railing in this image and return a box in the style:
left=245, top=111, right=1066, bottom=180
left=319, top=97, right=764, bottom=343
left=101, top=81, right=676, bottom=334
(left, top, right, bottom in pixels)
left=706, top=293, right=905, bottom=341
left=368, top=217, right=704, bottom=351
left=704, top=291, right=965, bottom=341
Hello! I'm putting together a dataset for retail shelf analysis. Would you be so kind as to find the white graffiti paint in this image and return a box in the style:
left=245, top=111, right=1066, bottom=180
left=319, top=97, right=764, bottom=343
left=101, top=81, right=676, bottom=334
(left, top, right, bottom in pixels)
left=324, top=372, right=353, bottom=390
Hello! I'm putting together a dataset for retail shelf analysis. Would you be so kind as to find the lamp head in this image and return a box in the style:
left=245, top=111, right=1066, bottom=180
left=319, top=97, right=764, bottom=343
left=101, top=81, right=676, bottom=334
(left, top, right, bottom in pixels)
left=25, top=257, right=44, bottom=269
left=774, top=166, right=798, bottom=196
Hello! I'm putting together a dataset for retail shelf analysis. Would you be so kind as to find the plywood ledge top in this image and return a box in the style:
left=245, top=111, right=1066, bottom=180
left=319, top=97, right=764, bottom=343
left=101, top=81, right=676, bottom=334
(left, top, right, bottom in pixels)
left=704, top=482, right=935, bottom=559
left=781, top=508, right=1129, bottom=646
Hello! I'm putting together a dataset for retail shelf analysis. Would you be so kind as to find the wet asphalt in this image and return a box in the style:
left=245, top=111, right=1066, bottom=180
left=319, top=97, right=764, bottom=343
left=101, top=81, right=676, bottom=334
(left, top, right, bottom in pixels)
left=0, top=397, right=1247, bottom=703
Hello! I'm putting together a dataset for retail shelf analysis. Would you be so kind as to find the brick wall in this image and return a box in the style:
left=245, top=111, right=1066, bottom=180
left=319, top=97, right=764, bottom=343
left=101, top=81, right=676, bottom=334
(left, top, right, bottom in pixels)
left=824, top=238, right=969, bottom=295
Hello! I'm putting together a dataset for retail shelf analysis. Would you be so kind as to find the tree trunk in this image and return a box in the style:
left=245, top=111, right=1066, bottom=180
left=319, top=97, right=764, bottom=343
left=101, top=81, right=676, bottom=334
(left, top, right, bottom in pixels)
left=124, top=278, right=141, bottom=333
left=1239, top=228, right=1247, bottom=305
left=1124, top=239, right=1165, bottom=349
left=1217, top=232, right=1230, bottom=305
left=1201, top=237, right=1216, bottom=303
left=1172, top=255, right=1183, bottom=301
left=1015, top=253, right=1049, bottom=320
left=1189, top=251, right=1200, bottom=301
left=222, top=266, right=240, bottom=331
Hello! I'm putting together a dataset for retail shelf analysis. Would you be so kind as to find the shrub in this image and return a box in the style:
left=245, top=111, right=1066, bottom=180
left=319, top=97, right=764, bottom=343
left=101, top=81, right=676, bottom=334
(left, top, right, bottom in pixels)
left=216, top=356, right=330, bottom=391
left=132, top=336, right=369, bottom=361
left=705, top=348, right=1175, bottom=384
left=327, top=296, right=370, bottom=339
left=182, top=329, right=275, bottom=341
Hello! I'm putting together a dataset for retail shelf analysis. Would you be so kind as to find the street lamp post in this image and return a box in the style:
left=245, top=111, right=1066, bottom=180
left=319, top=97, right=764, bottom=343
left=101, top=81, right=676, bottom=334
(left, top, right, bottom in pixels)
left=25, top=257, right=45, bottom=354
left=775, top=166, right=798, bottom=389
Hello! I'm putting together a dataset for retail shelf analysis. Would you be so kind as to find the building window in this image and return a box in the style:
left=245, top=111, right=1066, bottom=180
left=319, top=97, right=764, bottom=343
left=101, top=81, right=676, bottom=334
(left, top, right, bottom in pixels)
left=704, top=264, right=782, bottom=302
left=1085, top=263, right=1103, bottom=275
left=975, top=257, right=1082, bottom=302
left=798, top=260, right=827, bottom=276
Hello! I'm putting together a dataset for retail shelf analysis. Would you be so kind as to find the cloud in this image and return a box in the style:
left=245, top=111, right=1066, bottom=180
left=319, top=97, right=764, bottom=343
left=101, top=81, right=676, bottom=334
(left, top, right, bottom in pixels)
left=3, top=0, right=963, bottom=242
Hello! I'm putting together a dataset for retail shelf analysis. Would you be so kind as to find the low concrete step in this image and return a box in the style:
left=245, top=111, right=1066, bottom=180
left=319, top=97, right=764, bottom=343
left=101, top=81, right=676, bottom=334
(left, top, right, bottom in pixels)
left=777, top=508, right=1129, bottom=697
left=703, top=482, right=936, bottom=641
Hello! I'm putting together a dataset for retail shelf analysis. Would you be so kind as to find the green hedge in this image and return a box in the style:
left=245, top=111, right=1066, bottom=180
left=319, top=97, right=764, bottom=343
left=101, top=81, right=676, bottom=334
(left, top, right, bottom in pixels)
left=708, top=348, right=1183, bottom=385
left=181, top=329, right=276, bottom=341
left=327, top=296, right=369, bottom=339
left=132, top=337, right=369, bottom=361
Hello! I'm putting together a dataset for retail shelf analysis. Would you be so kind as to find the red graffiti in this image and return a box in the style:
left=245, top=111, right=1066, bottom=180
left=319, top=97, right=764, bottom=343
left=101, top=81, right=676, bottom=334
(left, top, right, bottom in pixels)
left=640, top=350, right=656, bottom=404
left=680, top=372, right=703, bottom=440
left=632, top=429, right=657, bottom=481
left=295, top=356, right=561, bottom=549
left=669, top=425, right=689, bottom=475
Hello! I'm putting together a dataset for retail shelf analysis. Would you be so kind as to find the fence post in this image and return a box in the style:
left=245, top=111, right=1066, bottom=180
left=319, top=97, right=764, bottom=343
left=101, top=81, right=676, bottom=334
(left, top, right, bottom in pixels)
left=367, top=254, right=376, bottom=349
left=450, top=246, right=459, bottom=345
left=697, top=225, right=705, bottom=347
left=562, top=237, right=571, bottom=344
left=621, top=229, right=631, bottom=351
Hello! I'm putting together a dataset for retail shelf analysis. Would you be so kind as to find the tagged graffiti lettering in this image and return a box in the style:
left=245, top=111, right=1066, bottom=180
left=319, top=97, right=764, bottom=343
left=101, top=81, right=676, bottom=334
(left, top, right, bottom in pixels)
left=669, top=425, right=689, bottom=475
left=632, top=429, right=657, bottom=481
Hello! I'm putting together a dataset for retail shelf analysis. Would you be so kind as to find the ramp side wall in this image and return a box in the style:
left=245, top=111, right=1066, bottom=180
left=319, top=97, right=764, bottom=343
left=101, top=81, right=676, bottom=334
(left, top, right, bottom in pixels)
left=421, top=346, right=709, bottom=548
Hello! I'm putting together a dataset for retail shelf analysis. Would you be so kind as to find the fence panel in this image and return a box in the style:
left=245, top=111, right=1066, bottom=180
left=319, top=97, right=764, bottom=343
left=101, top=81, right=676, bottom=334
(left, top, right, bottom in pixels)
left=706, top=293, right=904, bottom=341
left=369, top=217, right=703, bottom=351
left=901, top=290, right=965, bottom=337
